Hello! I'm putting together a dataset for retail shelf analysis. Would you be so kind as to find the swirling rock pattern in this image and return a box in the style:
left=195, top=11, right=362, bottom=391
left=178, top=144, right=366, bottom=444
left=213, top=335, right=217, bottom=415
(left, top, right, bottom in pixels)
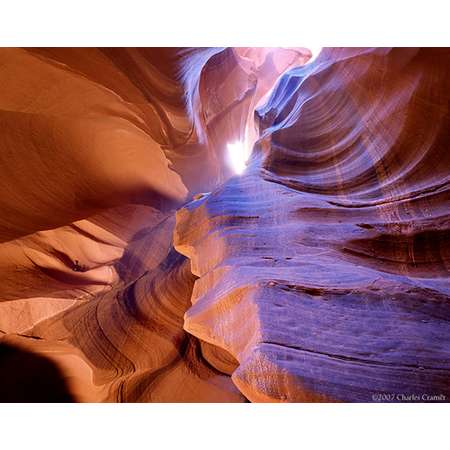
left=0, top=47, right=309, bottom=401
left=1, top=47, right=448, bottom=402
left=174, top=48, right=450, bottom=402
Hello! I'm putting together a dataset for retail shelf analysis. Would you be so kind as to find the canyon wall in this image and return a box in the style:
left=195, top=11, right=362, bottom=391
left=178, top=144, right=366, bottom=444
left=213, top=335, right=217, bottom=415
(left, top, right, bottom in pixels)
left=0, top=47, right=448, bottom=402
left=0, top=47, right=310, bottom=401
left=175, top=48, right=450, bottom=402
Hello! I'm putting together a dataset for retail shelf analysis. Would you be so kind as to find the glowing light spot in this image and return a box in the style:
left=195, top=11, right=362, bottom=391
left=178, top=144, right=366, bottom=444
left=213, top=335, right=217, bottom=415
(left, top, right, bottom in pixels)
left=306, top=46, right=322, bottom=64
left=227, top=141, right=247, bottom=175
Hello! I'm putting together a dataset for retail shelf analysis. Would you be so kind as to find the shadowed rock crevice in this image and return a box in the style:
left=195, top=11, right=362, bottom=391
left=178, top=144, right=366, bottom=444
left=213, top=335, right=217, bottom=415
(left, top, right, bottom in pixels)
left=0, top=342, right=75, bottom=402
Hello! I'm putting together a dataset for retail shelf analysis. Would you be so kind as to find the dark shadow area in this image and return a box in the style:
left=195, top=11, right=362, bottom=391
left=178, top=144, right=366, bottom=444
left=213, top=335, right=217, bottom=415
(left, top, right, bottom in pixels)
left=0, top=342, right=75, bottom=402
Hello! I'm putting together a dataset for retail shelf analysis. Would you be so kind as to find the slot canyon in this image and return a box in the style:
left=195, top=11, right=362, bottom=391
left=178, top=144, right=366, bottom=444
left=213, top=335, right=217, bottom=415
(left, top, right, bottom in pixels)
left=0, top=47, right=448, bottom=402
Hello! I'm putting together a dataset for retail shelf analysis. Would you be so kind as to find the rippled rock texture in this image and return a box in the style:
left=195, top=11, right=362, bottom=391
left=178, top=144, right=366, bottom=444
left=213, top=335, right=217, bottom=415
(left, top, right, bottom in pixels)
left=0, top=47, right=448, bottom=402
left=0, top=47, right=309, bottom=401
left=175, top=48, right=450, bottom=402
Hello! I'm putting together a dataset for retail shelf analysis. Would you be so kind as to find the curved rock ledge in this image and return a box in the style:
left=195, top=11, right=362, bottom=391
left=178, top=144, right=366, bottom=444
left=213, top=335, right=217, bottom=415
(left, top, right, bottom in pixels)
left=174, top=48, right=450, bottom=402
left=0, top=47, right=309, bottom=401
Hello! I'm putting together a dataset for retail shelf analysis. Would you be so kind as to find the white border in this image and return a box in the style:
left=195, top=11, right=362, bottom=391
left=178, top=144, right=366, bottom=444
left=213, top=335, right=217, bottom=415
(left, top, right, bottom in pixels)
left=1, top=403, right=448, bottom=449
left=1, top=0, right=450, bottom=46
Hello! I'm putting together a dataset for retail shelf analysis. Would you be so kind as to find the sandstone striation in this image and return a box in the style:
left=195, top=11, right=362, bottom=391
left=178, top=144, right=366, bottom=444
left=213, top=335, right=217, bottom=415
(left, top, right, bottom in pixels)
left=0, top=47, right=310, bottom=401
left=0, top=47, right=448, bottom=402
left=174, top=48, right=450, bottom=402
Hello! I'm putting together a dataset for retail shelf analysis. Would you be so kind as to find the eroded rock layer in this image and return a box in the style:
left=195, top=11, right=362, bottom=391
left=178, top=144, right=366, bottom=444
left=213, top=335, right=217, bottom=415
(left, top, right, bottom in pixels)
left=0, top=47, right=448, bottom=402
left=0, top=47, right=310, bottom=401
left=174, top=48, right=450, bottom=402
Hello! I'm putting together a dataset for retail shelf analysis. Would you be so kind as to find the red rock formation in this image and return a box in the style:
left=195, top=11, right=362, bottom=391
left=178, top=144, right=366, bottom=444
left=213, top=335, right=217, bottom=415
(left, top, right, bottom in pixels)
left=0, top=47, right=310, bottom=401
left=1, top=47, right=448, bottom=402
left=175, top=48, right=450, bottom=402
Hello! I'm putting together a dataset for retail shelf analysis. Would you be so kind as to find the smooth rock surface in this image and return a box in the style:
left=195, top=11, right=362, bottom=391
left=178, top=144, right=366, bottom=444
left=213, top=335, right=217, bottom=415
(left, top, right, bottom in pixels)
left=0, top=47, right=310, bottom=401
left=175, top=48, right=450, bottom=402
left=1, top=47, right=448, bottom=402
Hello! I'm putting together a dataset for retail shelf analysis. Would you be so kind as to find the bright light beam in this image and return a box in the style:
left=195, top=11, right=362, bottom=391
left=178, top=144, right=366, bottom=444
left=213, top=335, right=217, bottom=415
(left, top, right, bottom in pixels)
left=227, top=141, right=247, bottom=175
left=307, top=46, right=322, bottom=64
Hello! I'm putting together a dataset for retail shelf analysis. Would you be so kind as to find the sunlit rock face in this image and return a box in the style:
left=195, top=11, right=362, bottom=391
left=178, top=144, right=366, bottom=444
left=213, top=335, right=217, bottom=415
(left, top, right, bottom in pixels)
left=0, top=47, right=311, bottom=401
left=0, top=47, right=309, bottom=304
left=1, top=47, right=448, bottom=402
left=175, top=48, right=450, bottom=402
